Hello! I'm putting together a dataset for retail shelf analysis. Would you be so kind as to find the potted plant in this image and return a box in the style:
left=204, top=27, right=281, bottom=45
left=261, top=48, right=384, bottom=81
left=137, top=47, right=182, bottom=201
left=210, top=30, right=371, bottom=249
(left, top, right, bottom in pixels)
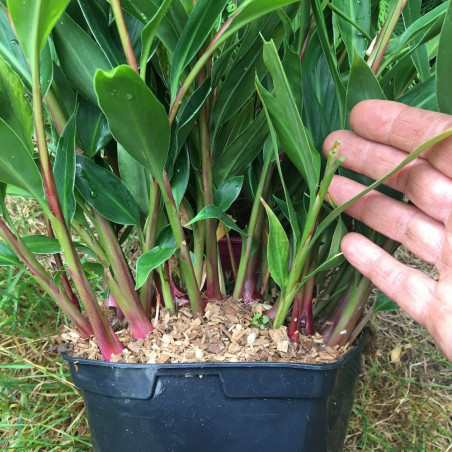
left=0, top=0, right=450, bottom=450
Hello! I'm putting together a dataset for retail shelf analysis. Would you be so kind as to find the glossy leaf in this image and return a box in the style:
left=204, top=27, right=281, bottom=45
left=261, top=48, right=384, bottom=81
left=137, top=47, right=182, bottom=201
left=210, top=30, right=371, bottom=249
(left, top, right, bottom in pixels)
left=136, top=246, right=178, bottom=289
left=373, top=293, right=400, bottom=313
left=0, top=56, right=32, bottom=152
left=75, top=155, right=140, bottom=226
left=0, top=242, right=21, bottom=266
left=140, top=0, right=173, bottom=70
left=53, top=13, right=112, bottom=105
left=121, top=0, right=179, bottom=54
left=262, top=199, right=290, bottom=291
left=346, top=50, right=385, bottom=119
left=212, top=112, right=268, bottom=186
left=0, top=119, right=44, bottom=201
left=169, top=0, right=227, bottom=100
left=0, top=9, right=30, bottom=88
left=22, top=235, right=61, bottom=254
left=260, top=39, right=320, bottom=197
left=332, top=0, right=371, bottom=66
left=437, top=0, right=452, bottom=114
left=156, top=225, right=177, bottom=249
left=95, top=65, right=170, bottom=183
left=170, top=147, right=190, bottom=209
left=78, top=0, right=124, bottom=66
left=54, top=110, right=77, bottom=227
left=118, top=144, right=150, bottom=217
left=186, top=205, right=246, bottom=236
left=399, top=75, right=438, bottom=111
left=7, top=0, right=70, bottom=64
left=214, top=176, right=244, bottom=211
left=40, top=42, right=53, bottom=98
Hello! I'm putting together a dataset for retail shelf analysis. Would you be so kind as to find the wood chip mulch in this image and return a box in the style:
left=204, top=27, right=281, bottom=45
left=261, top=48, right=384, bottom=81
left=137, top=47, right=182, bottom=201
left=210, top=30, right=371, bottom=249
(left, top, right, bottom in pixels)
left=60, top=298, right=350, bottom=365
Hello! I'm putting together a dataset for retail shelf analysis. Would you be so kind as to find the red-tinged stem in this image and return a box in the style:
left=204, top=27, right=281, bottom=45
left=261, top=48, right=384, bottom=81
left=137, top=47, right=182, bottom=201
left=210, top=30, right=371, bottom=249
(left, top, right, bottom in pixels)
left=224, top=229, right=237, bottom=280
left=31, top=47, right=124, bottom=360
left=92, top=212, right=154, bottom=338
left=198, top=68, right=221, bottom=300
left=300, top=274, right=316, bottom=336
left=161, top=170, right=204, bottom=315
left=242, top=247, right=262, bottom=304
left=288, top=290, right=303, bottom=342
left=0, top=218, right=93, bottom=337
left=111, top=0, right=139, bottom=73
left=140, top=178, right=161, bottom=316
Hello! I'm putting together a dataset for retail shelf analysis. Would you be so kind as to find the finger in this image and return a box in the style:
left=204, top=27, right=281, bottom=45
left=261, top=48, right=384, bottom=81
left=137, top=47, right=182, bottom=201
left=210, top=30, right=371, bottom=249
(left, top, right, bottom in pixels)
left=323, top=130, right=452, bottom=222
left=341, top=233, right=436, bottom=330
left=328, top=176, right=445, bottom=265
left=349, top=100, right=452, bottom=178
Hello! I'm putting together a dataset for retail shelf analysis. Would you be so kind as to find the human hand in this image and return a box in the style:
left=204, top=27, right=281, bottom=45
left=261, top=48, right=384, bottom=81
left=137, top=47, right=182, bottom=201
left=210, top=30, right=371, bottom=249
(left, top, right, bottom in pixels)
left=324, top=100, right=452, bottom=362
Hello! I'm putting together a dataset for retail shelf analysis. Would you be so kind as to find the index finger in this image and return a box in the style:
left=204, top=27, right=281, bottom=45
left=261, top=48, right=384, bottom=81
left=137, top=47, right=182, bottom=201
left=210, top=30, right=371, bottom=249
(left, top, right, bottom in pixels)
left=350, top=100, right=452, bottom=178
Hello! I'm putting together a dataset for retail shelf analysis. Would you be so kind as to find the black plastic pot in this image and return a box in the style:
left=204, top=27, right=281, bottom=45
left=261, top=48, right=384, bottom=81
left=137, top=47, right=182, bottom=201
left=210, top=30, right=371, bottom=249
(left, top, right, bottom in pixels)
left=63, top=331, right=367, bottom=452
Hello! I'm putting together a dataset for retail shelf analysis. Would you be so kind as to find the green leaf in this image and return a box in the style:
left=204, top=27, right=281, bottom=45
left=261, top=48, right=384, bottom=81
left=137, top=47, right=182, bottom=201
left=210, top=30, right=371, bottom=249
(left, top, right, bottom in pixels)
left=40, top=41, right=53, bottom=98
left=0, top=242, right=21, bottom=266
left=437, top=0, right=452, bottom=114
left=0, top=56, right=32, bottom=153
left=0, top=119, right=44, bottom=201
left=399, top=75, right=438, bottom=111
left=186, top=205, right=246, bottom=236
left=212, top=111, right=268, bottom=186
left=169, top=0, right=228, bottom=99
left=262, top=199, right=290, bottom=291
left=346, top=50, right=386, bottom=120
left=95, top=65, right=170, bottom=184
left=120, top=0, right=180, bottom=55
left=53, top=13, right=112, bottom=105
left=78, top=0, right=124, bottom=66
left=136, top=246, right=178, bottom=289
left=214, top=176, right=244, bottom=211
left=7, top=0, right=70, bottom=64
left=170, top=147, right=190, bottom=209
left=22, top=235, right=61, bottom=254
left=118, top=144, right=150, bottom=217
left=259, top=40, right=320, bottom=196
left=332, top=0, right=371, bottom=66
left=54, top=109, right=77, bottom=227
left=373, top=293, right=400, bottom=313
left=140, top=0, right=173, bottom=70
left=75, top=155, right=140, bottom=226
left=0, top=9, right=30, bottom=89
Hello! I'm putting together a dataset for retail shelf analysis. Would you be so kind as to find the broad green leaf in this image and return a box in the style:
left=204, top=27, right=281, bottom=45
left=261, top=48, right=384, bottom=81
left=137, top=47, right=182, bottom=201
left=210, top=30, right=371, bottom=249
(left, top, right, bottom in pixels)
left=177, top=77, right=211, bottom=148
left=22, top=235, right=61, bottom=254
left=78, top=0, right=124, bottom=66
left=170, top=147, right=190, bottom=209
left=437, top=0, right=452, bottom=114
left=7, top=0, right=70, bottom=64
left=262, top=199, right=290, bottom=291
left=399, top=75, right=438, bottom=111
left=0, top=119, right=44, bottom=201
left=260, top=40, right=320, bottom=196
left=95, top=65, right=170, bottom=184
left=169, top=0, right=227, bottom=100
left=54, top=110, right=77, bottom=227
left=373, top=293, right=400, bottom=313
left=140, top=0, right=173, bottom=70
left=0, top=242, right=21, bottom=266
left=118, top=144, right=150, bottom=217
left=0, top=56, right=32, bottom=152
left=75, top=155, right=140, bottom=226
left=186, top=205, right=246, bottom=236
left=136, top=246, right=178, bottom=289
left=346, top=50, right=386, bottom=120
left=0, top=9, right=30, bottom=89
left=403, top=0, right=430, bottom=82
left=120, top=0, right=179, bottom=55
left=212, top=111, right=268, bottom=186
left=214, top=176, right=244, bottom=211
left=332, top=0, right=371, bottom=66
left=53, top=13, right=112, bottom=105
left=156, top=224, right=176, bottom=249
left=40, top=41, right=53, bottom=98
